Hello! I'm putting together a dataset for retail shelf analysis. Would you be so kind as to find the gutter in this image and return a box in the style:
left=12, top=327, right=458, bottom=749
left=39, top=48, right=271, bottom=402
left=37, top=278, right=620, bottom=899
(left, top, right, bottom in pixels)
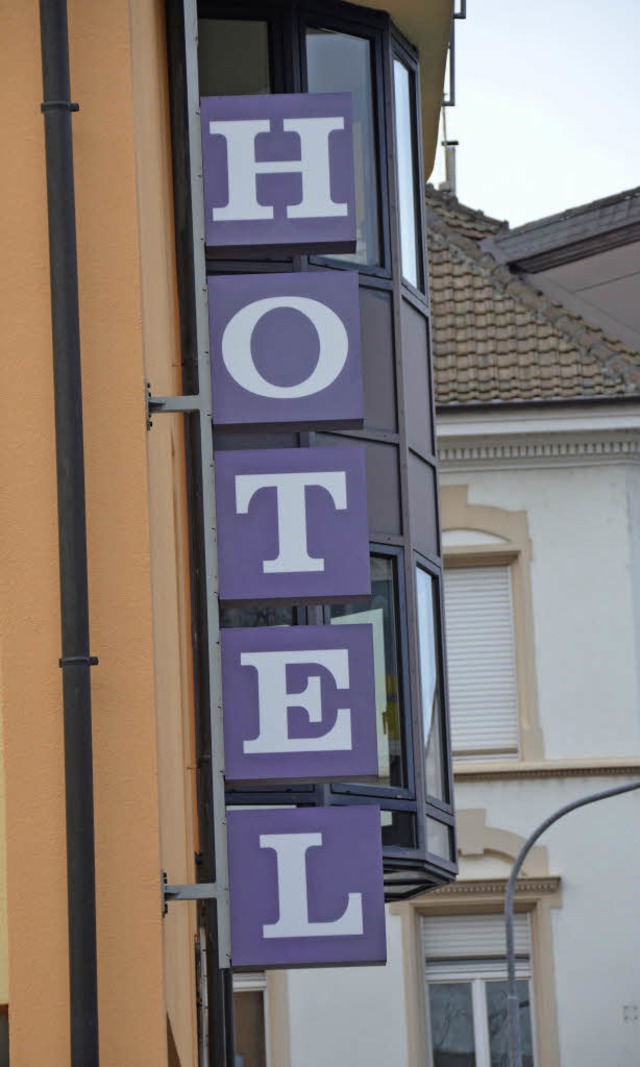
left=39, top=1, right=100, bottom=1063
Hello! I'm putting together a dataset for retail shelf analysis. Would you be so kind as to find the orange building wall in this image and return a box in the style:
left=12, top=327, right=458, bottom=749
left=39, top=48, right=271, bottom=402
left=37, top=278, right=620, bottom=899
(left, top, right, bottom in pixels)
left=1, top=1, right=197, bottom=1063
left=3, top=2, right=72, bottom=1060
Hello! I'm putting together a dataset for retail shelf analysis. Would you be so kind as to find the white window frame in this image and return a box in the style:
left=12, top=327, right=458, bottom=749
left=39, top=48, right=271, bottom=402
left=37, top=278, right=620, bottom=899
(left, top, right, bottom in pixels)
left=426, top=966, right=536, bottom=1067
left=423, top=914, right=537, bottom=1067
left=439, top=485, right=544, bottom=765
left=233, top=972, right=271, bottom=1067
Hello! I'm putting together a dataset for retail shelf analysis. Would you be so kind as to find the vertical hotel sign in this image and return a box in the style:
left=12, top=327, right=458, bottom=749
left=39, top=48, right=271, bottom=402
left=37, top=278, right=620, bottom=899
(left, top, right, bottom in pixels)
left=201, top=93, right=386, bottom=968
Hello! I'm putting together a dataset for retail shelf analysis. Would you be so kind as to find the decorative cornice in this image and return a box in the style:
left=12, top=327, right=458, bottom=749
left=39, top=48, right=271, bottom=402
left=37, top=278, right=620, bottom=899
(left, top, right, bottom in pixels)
left=454, top=759, right=640, bottom=782
left=438, top=433, right=640, bottom=470
left=416, top=876, right=562, bottom=900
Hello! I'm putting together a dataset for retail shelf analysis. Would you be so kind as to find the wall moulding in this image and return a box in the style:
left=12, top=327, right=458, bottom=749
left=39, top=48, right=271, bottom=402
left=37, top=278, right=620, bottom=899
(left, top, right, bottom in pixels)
left=454, top=758, right=640, bottom=782
left=438, top=430, right=640, bottom=471
left=414, top=876, right=561, bottom=901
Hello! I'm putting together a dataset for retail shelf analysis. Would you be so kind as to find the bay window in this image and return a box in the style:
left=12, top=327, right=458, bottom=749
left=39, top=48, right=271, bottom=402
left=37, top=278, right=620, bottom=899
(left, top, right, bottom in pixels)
left=170, top=0, right=454, bottom=902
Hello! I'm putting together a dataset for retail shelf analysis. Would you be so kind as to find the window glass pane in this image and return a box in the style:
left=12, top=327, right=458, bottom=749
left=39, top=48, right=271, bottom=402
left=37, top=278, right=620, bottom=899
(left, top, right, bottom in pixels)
left=306, top=29, right=381, bottom=267
left=486, top=980, right=534, bottom=1067
left=220, top=605, right=294, bottom=628
left=428, top=982, right=476, bottom=1067
left=331, top=556, right=406, bottom=787
left=426, top=816, right=453, bottom=861
left=393, top=60, right=420, bottom=288
left=416, top=568, right=446, bottom=801
left=234, top=989, right=267, bottom=1067
left=198, top=20, right=271, bottom=97
left=381, top=808, right=416, bottom=848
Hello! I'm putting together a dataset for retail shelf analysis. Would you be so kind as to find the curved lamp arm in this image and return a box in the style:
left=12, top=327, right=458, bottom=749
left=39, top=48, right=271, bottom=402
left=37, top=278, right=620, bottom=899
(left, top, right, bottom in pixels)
left=505, top=777, right=640, bottom=1067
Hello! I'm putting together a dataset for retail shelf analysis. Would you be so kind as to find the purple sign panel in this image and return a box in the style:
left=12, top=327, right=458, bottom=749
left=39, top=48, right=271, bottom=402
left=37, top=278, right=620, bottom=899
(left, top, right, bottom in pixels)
left=200, top=93, right=356, bottom=253
left=215, top=446, right=370, bottom=604
left=221, top=624, right=377, bottom=784
left=227, top=806, right=386, bottom=969
left=208, top=271, right=363, bottom=431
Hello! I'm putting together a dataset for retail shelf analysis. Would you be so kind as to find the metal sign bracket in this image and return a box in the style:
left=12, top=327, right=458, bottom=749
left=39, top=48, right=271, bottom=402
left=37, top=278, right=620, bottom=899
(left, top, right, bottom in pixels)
left=162, top=870, right=227, bottom=915
left=146, top=382, right=205, bottom=429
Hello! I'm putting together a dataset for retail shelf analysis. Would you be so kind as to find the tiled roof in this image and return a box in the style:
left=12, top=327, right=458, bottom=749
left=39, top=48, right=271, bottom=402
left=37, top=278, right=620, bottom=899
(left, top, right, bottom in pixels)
left=426, top=186, right=640, bottom=407
left=426, top=187, right=508, bottom=241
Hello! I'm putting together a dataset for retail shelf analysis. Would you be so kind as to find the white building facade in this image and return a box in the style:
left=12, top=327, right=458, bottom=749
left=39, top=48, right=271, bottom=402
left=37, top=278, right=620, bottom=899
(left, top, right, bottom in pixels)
left=252, top=190, right=640, bottom=1067
left=437, top=403, right=640, bottom=1067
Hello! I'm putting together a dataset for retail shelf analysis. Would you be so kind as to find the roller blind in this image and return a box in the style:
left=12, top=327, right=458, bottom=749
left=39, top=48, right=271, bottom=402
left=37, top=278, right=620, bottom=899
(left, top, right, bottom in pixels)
left=423, top=913, right=531, bottom=962
left=443, top=565, right=519, bottom=758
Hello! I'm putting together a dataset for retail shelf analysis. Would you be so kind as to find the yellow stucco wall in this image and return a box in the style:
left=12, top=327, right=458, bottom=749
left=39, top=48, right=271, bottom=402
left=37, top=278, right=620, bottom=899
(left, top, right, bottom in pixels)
left=1, top=1, right=198, bottom=1062
left=129, top=1, right=200, bottom=1061
left=3, top=5, right=71, bottom=1059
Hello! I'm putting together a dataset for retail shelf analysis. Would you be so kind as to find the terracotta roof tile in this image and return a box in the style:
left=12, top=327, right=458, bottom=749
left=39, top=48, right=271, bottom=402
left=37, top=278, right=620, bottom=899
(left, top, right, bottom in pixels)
left=426, top=189, right=640, bottom=406
left=426, top=186, right=508, bottom=240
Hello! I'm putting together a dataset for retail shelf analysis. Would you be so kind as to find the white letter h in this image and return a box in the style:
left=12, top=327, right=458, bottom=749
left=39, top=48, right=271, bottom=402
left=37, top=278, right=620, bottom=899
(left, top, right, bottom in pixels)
left=209, top=116, right=349, bottom=222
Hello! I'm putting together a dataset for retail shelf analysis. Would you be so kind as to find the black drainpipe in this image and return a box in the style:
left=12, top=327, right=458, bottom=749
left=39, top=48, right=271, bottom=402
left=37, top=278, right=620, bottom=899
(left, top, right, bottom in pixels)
left=39, top=1, right=100, bottom=1063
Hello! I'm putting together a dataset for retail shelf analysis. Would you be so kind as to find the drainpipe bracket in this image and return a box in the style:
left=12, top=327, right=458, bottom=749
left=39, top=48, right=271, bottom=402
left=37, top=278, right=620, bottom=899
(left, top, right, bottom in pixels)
left=41, top=100, right=80, bottom=112
left=59, top=654, right=99, bottom=668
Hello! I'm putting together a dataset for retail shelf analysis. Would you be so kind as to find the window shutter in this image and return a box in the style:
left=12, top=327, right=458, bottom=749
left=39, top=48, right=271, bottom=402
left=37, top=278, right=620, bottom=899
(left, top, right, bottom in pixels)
left=443, top=565, right=519, bottom=758
left=423, top=913, right=531, bottom=962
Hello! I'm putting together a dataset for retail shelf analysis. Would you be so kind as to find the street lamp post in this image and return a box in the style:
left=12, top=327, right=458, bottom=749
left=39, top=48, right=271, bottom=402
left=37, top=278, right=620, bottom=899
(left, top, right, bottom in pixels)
left=505, top=777, right=640, bottom=1067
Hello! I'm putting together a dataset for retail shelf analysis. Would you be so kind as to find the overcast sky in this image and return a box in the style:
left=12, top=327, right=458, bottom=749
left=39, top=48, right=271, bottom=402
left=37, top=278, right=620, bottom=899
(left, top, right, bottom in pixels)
left=430, top=0, right=640, bottom=227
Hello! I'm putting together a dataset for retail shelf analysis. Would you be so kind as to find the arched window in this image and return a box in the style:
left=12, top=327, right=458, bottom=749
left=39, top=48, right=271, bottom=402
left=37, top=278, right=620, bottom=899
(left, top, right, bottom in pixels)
left=440, top=486, right=543, bottom=765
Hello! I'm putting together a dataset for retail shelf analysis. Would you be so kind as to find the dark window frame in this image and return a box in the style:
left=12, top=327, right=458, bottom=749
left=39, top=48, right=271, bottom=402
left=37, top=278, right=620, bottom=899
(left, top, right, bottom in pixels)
left=328, top=546, right=418, bottom=802
left=415, top=551, right=453, bottom=813
left=327, top=542, right=416, bottom=803
left=300, top=7, right=392, bottom=279
left=390, top=28, right=427, bottom=296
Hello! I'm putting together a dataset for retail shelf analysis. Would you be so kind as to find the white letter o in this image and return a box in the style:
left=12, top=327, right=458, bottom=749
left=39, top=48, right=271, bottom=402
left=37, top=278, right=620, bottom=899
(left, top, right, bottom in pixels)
left=221, top=295, right=348, bottom=400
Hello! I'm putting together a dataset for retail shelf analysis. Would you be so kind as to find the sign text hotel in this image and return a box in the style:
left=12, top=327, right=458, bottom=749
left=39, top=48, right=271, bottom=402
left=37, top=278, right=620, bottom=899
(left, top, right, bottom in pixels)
left=202, top=92, right=386, bottom=969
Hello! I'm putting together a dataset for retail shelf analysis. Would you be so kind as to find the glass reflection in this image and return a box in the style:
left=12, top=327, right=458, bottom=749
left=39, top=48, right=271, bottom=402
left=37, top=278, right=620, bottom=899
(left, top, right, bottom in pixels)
left=306, top=29, right=381, bottom=267
left=220, top=605, right=294, bottom=629
left=198, top=20, right=271, bottom=97
left=331, top=556, right=405, bottom=787
left=486, top=981, right=534, bottom=1067
left=381, top=809, right=416, bottom=848
left=393, top=59, right=421, bottom=288
left=429, top=983, right=476, bottom=1067
left=426, top=816, right=452, bottom=861
left=416, top=568, right=446, bottom=801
